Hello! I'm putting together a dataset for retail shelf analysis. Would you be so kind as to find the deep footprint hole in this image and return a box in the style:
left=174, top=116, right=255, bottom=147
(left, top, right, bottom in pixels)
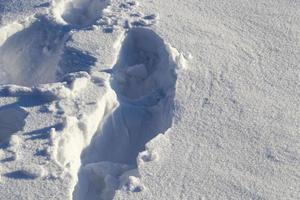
left=112, top=27, right=176, bottom=104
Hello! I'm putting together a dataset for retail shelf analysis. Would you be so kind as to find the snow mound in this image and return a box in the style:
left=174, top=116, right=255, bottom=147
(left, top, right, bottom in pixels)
left=53, top=0, right=110, bottom=27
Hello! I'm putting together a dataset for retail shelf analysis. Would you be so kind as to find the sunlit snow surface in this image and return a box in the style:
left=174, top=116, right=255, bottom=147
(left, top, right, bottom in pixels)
left=0, top=0, right=299, bottom=200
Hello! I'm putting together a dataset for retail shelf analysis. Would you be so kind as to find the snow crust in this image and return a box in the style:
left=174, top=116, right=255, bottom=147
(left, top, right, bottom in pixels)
left=0, top=0, right=299, bottom=200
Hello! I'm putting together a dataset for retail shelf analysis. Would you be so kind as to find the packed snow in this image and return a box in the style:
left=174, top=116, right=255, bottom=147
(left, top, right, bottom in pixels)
left=0, top=0, right=299, bottom=200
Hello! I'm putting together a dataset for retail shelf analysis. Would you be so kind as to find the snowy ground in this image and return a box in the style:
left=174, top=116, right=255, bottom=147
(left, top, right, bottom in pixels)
left=0, top=0, right=299, bottom=200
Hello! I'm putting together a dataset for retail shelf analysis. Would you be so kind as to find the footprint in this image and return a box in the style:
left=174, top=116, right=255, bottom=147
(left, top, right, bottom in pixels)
left=0, top=106, right=28, bottom=144
left=73, top=27, right=177, bottom=200
left=55, top=0, right=110, bottom=27
left=86, top=27, right=177, bottom=165
left=0, top=17, right=69, bottom=86
left=0, top=16, right=97, bottom=86
left=112, top=27, right=176, bottom=102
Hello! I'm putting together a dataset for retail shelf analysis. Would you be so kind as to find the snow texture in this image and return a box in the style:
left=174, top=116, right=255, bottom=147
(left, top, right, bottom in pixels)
left=0, top=0, right=299, bottom=200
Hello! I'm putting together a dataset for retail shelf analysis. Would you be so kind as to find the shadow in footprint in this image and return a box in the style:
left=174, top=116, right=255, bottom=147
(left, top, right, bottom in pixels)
left=0, top=105, right=28, bottom=144
left=57, top=46, right=97, bottom=77
left=3, top=170, right=37, bottom=180
left=0, top=16, right=69, bottom=86
left=0, top=88, right=57, bottom=108
left=73, top=27, right=177, bottom=200
left=24, top=123, right=63, bottom=141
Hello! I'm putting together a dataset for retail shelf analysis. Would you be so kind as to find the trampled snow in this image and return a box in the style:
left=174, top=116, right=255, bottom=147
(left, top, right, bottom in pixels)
left=0, top=0, right=299, bottom=200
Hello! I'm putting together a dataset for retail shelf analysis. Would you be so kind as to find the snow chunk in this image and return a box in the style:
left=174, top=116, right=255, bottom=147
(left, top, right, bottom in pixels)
left=52, top=0, right=111, bottom=27
left=167, top=44, right=189, bottom=70
left=0, top=17, right=33, bottom=46
left=119, top=169, right=144, bottom=193
left=63, top=72, right=91, bottom=93
left=9, top=135, right=21, bottom=148
left=138, top=133, right=170, bottom=165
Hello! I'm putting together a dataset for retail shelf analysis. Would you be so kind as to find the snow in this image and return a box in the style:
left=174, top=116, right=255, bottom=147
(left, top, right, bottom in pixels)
left=0, top=0, right=299, bottom=200
left=52, top=0, right=110, bottom=27
left=0, top=106, right=28, bottom=143
left=0, top=16, right=69, bottom=86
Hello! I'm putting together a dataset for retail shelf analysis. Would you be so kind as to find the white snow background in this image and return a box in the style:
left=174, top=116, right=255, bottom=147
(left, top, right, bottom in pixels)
left=0, top=0, right=299, bottom=200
